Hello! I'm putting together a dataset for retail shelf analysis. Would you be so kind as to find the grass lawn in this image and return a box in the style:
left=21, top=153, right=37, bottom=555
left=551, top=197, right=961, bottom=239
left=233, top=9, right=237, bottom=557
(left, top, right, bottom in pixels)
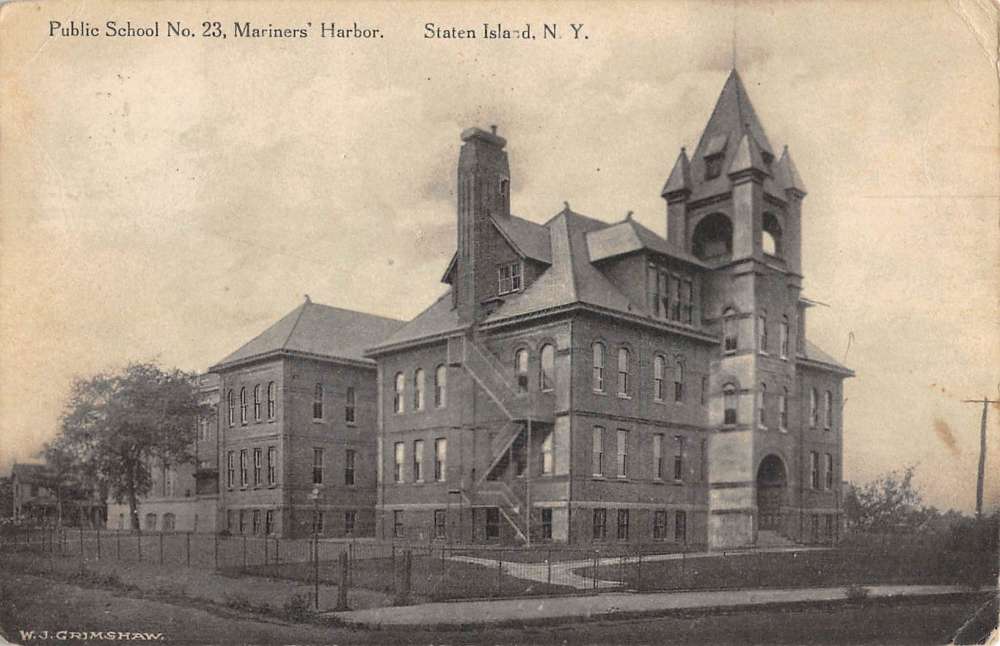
left=578, top=546, right=998, bottom=591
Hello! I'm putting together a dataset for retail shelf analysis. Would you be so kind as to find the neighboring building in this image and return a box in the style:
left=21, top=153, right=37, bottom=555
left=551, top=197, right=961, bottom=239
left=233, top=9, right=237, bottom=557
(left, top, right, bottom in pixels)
left=106, top=373, right=221, bottom=532
left=12, top=463, right=104, bottom=527
left=368, top=70, right=852, bottom=548
left=207, top=298, right=403, bottom=538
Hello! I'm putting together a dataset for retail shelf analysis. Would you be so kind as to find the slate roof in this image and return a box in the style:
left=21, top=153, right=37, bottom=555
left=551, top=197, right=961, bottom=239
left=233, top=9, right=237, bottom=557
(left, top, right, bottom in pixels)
left=441, top=213, right=552, bottom=283
left=212, top=299, right=404, bottom=369
left=587, top=217, right=707, bottom=268
left=799, top=339, right=854, bottom=375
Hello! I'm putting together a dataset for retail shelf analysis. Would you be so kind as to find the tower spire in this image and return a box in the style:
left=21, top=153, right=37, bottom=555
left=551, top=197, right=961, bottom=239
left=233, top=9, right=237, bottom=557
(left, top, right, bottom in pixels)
left=731, top=0, right=738, bottom=70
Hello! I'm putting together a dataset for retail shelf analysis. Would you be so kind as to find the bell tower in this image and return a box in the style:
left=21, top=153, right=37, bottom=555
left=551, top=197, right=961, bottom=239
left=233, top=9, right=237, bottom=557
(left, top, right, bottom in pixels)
left=662, top=70, right=809, bottom=549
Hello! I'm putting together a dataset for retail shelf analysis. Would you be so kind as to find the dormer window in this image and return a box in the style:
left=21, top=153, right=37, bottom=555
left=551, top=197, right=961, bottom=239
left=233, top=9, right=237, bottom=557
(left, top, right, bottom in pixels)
left=705, top=153, right=724, bottom=180
left=497, top=261, right=522, bottom=295
left=761, top=151, right=774, bottom=168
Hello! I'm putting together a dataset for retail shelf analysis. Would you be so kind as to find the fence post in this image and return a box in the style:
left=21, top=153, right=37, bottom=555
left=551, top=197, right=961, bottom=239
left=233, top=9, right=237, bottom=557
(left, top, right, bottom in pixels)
left=335, top=551, right=349, bottom=611
left=263, top=536, right=268, bottom=567
left=593, top=550, right=599, bottom=592
left=275, top=537, right=279, bottom=566
left=116, top=531, right=120, bottom=561
left=186, top=532, right=191, bottom=567
left=637, top=547, right=643, bottom=591
left=213, top=533, right=218, bottom=569
left=497, top=550, right=503, bottom=597
left=96, top=527, right=101, bottom=560
left=547, top=549, right=552, bottom=585
left=242, top=535, right=247, bottom=572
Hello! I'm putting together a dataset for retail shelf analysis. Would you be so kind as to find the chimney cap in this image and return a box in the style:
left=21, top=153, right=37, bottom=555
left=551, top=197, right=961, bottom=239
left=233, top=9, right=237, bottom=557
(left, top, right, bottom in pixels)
left=461, top=126, right=507, bottom=148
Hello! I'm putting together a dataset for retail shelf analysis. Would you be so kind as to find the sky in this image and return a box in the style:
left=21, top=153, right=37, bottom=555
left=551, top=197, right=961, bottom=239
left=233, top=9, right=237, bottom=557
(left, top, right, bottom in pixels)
left=1, top=0, right=997, bottom=512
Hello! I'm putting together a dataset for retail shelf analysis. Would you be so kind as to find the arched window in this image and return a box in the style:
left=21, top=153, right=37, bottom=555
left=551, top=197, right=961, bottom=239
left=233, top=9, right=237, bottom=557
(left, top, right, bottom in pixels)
left=723, top=384, right=738, bottom=425
left=239, top=387, right=248, bottom=424
left=809, top=388, right=819, bottom=427
left=393, top=373, right=405, bottom=414
left=162, top=513, right=176, bottom=532
left=653, top=355, right=665, bottom=401
left=515, top=348, right=530, bottom=392
left=762, top=212, right=783, bottom=257
left=758, top=311, right=768, bottom=354
left=723, top=308, right=738, bottom=352
left=673, top=360, right=685, bottom=402
left=227, top=390, right=235, bottom=427
left=539, top=344, right=555, bottom=392
left=313, top=383, right=324, bottom=420
left=345, top=387, right=356, bottom=423
left=758, top=383, right=767, bottom=428
left=824, top=391, right=833, bottom=430
left=266, top=382, right=276, bottom=420
left=780, top=388, right=789, bottom=430
left=617, top=348, right=630, bottom=396
left=253, top=385, right=261, bottom=421
left=780, top=315, right=790, bottom=359
left=434, top=365, right=447, bottom=408
left=692, top=213, right=733, bottom=260
left=592, top=342, right=606, bottom=392
left=145, top=513, right=157, bottom=532
left=413, top=368, right=425, bottom=411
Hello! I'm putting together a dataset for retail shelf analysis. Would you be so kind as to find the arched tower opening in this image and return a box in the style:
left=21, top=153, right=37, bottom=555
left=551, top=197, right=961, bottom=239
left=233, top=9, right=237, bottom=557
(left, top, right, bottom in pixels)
left=692, top=213, right=733, bottom=261
left=762, top=212, right=783, bottom=257
left=756, top=454, right=787, bottom=532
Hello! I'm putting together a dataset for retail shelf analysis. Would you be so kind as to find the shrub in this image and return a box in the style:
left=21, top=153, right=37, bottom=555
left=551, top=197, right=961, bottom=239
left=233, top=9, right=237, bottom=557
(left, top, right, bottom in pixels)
left=282, top=593, right=314, bottom=622
left=223, top=591, right=253, bottom=612
left=844, top=584, right=870, bottom=601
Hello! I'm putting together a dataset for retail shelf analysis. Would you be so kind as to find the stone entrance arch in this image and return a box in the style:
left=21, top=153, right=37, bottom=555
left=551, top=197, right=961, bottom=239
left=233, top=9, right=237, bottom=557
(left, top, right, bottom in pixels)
left=756, top=454, right=787, bottom=532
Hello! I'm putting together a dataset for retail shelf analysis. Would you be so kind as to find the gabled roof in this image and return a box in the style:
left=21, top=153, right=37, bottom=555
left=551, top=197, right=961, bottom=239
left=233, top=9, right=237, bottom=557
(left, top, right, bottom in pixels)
left=441, top=213, right=552, bottom=284
left=685, top=69, right=782, bottom=202
left=586, top=217, right=707, bottom=268
left=211, top=299, right=404, bottom=369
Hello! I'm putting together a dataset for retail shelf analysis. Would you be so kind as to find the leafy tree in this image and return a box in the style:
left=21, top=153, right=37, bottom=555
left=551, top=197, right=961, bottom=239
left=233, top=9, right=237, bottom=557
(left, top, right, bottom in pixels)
left=844, top=465, right=925, bottom=532
left=0, top=477, right=12, bottom=518
left=57, top=362, right=207, bottom=530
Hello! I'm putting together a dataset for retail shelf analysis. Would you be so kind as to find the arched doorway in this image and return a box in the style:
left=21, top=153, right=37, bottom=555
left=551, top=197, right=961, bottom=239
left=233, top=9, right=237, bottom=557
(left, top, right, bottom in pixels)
left=756, top=455, right=787, bottom=531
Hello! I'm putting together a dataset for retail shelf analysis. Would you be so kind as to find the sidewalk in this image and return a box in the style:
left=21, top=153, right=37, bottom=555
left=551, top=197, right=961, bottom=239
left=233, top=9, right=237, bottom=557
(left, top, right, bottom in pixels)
left=328, top=584, right=982, bottom=628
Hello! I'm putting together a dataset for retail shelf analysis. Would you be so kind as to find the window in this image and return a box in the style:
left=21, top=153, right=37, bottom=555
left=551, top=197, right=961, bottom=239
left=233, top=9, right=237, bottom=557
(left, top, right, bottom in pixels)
left=824, top=391, right=833, bottom=430
left=670, top=275, right=681, bottom=320
left=227, top=451, right=235, bottom=489
left=253, top=447, right=262, bottom=486
left=675, top=510, right=687, bottom=543
left=345, top=387, right=356, bottom=423
left=673, top=436, right=685, bottom=481
left=809, top=388, right=819, bottom=427
left=653, top=355, right=665, bottom=401
left=617, top=348, right=629, bottom=396
left=239, top=510, right=246, bottom=534
left=592, top=342, right=605, bottom=392
left=779, top=388, right=788, bottom=430
left=653, top=433, right=664, bottom=480
left=593, top=508, right=607, bottom=541
left=345, top=449, right=356, bottom=486
left=267, top=446, right=276, bottom=485
left=239, top=449, right=248, bottom=487
left=617, top=509, right=630, bottom=540
left=758, top=383, right=767, bottom=428
left=252, top=510, right=261, bottom=535
left=540, top=509, right=553, bottom=540
left=163, top=513, right=175, bottom=532
left=592, top=427, right=604, bottom=476
left=810, top=451, right=820, bottom=489
left=253, top=385, right=261, bottom=421
left=700, top=439, right=707, bottom=482
left=705, top=153, right=723, bottom=180
left=313, top=510, right=324, bottom=535
left=393, top=510, right=404, bottom=538
left=616, top=429, right=629, bottom=478
left=413, top=440, right=424, bottom=482
left=674, top=361, right=685, bottom=402
left=780, top=316, right=790, bottom=359
left=267, top=382, right=276, bottom=420
left=227, top=390, right=235, bottom=426
left=413, top=369, right=425, bottom=410
left=825, top=515, right=835, bottom=542
left=497, top=261, right=523, bottom=295
left=145, top=513, right=157, bottom=532
left=313, top=383, right=324, bottom=420
left=393, top=373, right=404, bottom=414
left=680, top=278, right=693, bottom=324
left=485, top=508, right=500, bottom=541
left=345, top=511, right=356, bottom=536
left=265, top=510, right=274, bottom=535
left=647, top=264, right=667, bottom=318
left=434, top=365, right=447, bottom=407
left=825, top=454, right=834, bottom=490
left=541, top=432, right=553, bottom=476
left=226, top=510, right=233, bottom=532
left=393, top=442, right=404, bottom=483
left=758, top=312, right=768, bottom=354
left=653, top=510, right=667, bottom=540
left=240, top=387, right=248, bottom=424
left=539, top=344, right=555, bottom=392
left=433, top=510, right=446, bottom=539
left=434, top=438, right=447, bottom=481
left=515, top=349, right=530, bottom=393
left=312, top=448, right=324, bottom=485
left=701, top=376, right=708, bottom=406
left=723, top=308, right=738, bottom=352
left=723, top=384, right=738, bottom=425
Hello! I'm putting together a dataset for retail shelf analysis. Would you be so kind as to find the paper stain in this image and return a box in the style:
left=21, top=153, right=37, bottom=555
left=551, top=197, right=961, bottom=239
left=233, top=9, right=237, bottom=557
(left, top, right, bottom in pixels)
left=933, top=418, right=961, bottom=456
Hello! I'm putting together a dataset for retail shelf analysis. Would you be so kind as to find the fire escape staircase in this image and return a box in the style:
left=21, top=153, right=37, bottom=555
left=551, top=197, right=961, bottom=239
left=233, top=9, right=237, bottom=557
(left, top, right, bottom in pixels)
left=447, top=334, right=547, bottom=543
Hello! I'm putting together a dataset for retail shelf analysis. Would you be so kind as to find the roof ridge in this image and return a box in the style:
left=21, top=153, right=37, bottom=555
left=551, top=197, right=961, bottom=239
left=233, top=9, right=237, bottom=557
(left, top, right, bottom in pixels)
left=281, top=301, right=310, bottom=350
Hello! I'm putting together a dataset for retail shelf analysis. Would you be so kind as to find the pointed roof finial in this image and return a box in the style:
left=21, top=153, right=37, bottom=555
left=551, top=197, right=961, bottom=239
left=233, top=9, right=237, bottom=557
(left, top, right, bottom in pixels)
left=625, top=210, right=634, bottom=221
left=304, top=294, right=312, bottom=304
left=563, top=201, right=570, bottom=211
left=490, top=125, right=498, bottom=135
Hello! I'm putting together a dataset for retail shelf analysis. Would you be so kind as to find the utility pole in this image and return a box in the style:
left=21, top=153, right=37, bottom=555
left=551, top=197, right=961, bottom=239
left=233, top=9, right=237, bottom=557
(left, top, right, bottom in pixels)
left=962, top=394, right=999, bottom=518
